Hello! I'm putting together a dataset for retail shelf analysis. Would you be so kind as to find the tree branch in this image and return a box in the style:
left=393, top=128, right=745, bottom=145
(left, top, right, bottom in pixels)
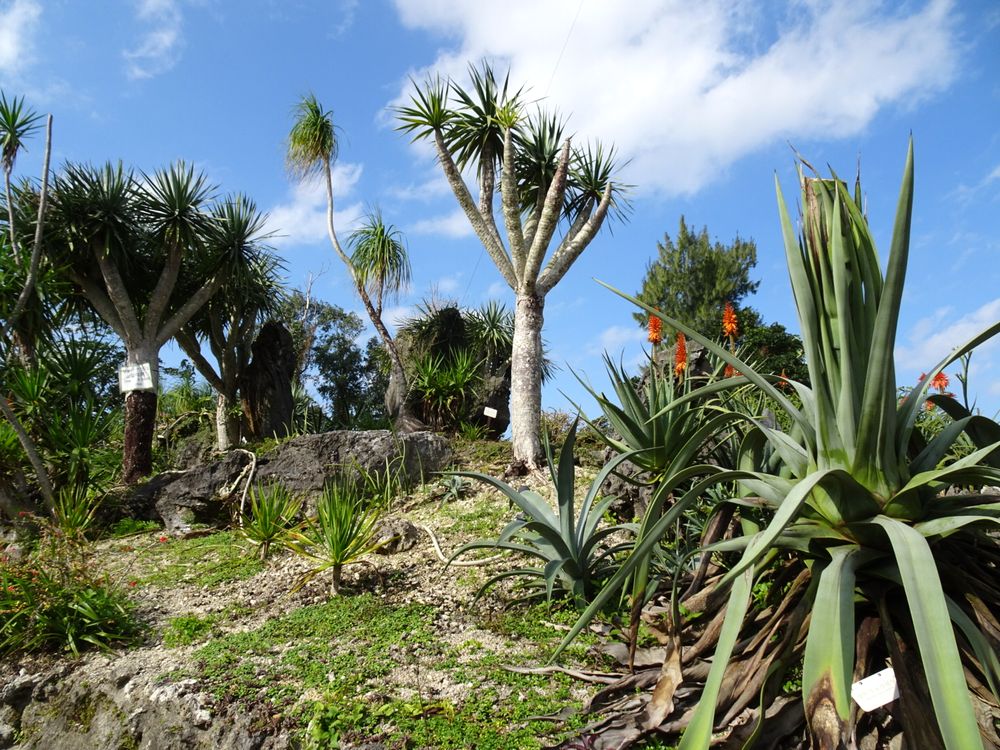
left=92, top=239, right=143, bottom=345
left=501, top=127, right=527, bottom=283
left=523, top=140, right=571, bottom=291
left=537, top=182, right=612, bottom=296
left=69, top=270, right=128, bottom=341
left=175, top=329, right=225, bottom=392
left=432, top=128, right=517, bottom=288
left=143, top=241, right=183, bottom=341
left=156, top=273, right=223, bottom=348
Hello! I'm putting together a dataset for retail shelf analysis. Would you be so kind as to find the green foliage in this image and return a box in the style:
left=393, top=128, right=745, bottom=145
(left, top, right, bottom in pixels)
left=633, top=217, right=759, bottom=337
left=452, top=420, right=634, bottom=606
left=107, top=518, right=160, bottom=538
left=240, top=482, right=301, bottom=560
left=0, top=530, right=140, bottom=656
left=582, top=142, right=1000, bottom=749
left=285, top=478, right=385, bottom=595
left=162, top=613, right=218, bottom=647
left=52, top=484, right=101, bottom=540
left=277, top=290, right=388, bottom=430
left=348, top=210, right=411, bottom=313
left=138, top=531, right=264, bottom=588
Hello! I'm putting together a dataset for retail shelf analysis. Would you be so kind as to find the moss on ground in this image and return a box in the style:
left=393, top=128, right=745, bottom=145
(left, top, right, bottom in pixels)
left=134, top=531, right=264, bottom=587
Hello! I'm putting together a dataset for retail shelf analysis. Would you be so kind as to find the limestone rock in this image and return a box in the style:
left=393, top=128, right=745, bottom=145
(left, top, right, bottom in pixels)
left=372, top=517, right=420, bottom=555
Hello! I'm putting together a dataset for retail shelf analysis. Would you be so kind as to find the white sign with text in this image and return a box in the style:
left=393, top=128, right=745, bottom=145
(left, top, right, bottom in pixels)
left=118, top=362, right=154, bottom=393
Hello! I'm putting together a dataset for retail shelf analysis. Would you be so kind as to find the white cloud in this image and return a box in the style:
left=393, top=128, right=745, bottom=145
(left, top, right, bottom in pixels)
left=895, top=298, right=1000, bottom=371
left=409, top=208, right=474, bottom=238
left=384, top=304, right=415, bottom=331
left=0, top=0, right=40, bottom=77
left=384, top=172, right=451, bottom=202
left=124, top=0, right=184, bottom=80
left=266, top=163, right=365, bottom=247
left=432, top=274, right=462, bottom=294
left=391, top=0, right=959, bottom=195
left=587, top=324, right=645, bottom=356
left=484, top=280, right=511, bottom=300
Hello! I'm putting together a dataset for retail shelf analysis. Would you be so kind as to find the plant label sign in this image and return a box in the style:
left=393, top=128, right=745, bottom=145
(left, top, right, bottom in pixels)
left=483, top=406, right=498, bottom=419
left=851, top=667, right=899, bottom=711
left=119, top=362, right=154, bottom=393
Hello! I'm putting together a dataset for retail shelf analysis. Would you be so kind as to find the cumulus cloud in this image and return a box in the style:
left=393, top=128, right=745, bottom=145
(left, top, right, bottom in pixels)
left=587, top=324, right=645, bottom=356
left=391, top=0, right=959, bottom=195
left=266, top=163, right=365, bottom=247
left=0, top=0, right=40, bottom=77
left=124, top=0, right=184, bottom=80
left=409, top=208, right=474, bottom=238
left=895, top=298, right=1000, bottom=372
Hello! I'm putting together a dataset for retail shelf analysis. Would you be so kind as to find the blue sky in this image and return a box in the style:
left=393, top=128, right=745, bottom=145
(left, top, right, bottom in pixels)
left=2, top=0, right=999, bottom=418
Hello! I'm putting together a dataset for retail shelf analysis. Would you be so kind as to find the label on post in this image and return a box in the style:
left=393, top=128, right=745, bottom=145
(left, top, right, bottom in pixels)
left=119, top=362, right=154, bottom=393
left=851, top=667, right=899, bottom=711
left=483, top=406, right=498, bottom=419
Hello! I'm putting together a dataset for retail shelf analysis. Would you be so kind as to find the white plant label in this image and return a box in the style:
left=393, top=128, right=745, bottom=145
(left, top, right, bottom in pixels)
left=851, top=667, right=899, bottom=711
left=119, top=362, right=154, bottom=393
left=483, top=406, right=498, bottom=418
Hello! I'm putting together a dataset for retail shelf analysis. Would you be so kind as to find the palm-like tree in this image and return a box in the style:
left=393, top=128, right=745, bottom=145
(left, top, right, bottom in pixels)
left=286, top=97, right=415, bottom=425
left=397, top=62, right=628, bottom=466
left=174, top=195, right=284, bottom=450
left=46, top=160, right=252, bottom=482
left=0, top=93, right=54, bottom=507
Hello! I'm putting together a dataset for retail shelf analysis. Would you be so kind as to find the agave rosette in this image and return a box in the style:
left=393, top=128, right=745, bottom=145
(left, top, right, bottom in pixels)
left=560, top=141, right=1000, bottom=748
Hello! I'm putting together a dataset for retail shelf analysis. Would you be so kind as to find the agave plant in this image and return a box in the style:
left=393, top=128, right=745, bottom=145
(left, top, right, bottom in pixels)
left=451, top=419, right=636, bottom=606
left=557, top=142, right=1000, bottom=749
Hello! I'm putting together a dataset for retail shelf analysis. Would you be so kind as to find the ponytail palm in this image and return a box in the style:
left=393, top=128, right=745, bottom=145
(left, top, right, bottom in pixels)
left=286, top=98, right=412, bottom=424
left=560, top=141, right=1000, bottom=749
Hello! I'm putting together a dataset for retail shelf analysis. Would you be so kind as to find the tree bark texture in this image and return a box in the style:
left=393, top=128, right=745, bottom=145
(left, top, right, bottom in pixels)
left=510, top=292, right=544, bottom=467
left=123, top=390, right=157, bottom=484
left=215, top=392, right=239, bottom=451
left=240, top=321, right=296, bottom=440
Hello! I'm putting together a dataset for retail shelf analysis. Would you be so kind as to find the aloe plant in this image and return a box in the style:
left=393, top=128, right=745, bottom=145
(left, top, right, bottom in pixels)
left=558, top=141, right=1000, bottom=749
left=451, top=419, right=635, bottom=606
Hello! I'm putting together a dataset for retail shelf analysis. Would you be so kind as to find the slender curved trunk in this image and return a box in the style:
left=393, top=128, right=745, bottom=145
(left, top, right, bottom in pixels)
left=511, top=292, right=544, bottom=467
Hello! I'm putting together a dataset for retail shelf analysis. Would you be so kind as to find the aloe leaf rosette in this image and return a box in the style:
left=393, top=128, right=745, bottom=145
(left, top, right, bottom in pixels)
left=572, top=141, right=1000, bottom=749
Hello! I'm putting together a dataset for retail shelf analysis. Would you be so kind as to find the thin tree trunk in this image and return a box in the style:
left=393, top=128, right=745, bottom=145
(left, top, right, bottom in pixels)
left=510, top=292, right=545, bottom=468
left=215, top=391, right=236, bottom=451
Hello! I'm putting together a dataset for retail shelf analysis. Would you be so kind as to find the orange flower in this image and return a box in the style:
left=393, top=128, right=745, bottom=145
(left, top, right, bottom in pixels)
left=674, top=332, right=687, bottom=379
left=648, top=315, right=662, bottom=345
left=722, top=302, right=739, bottom=339
left=931, top=371, right=950, bottom=393
left=724, top=363, right=739, bottom=378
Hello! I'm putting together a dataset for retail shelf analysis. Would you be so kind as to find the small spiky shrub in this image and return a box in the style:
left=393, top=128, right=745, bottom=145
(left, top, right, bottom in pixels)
left=240, top=482, right=301, bottom=560
left=452, top=419, right=634, bottom=606
left=285, top=478, right=384, bottom=595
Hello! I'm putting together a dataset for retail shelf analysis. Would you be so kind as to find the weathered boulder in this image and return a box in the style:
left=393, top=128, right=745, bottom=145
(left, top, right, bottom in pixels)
left=0, top=649, right=290, bottom=749
left=254, top=430, right=451, bottom=495
left=135, top=451, right=251, bottom=535
left=240, top=321, right=296, bottom=441
left=372, top=517, right=420, bottom=555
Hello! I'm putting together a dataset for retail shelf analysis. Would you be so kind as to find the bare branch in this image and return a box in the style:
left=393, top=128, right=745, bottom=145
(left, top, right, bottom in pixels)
left=523, top=140, right=571, bottom=290
left=175, top=329, right=225, bottom=392
left=143, top=242, right=183, bottom=340
left=93, top=240, right=143, bottom=345
left=537, top=182, right=612, bottom=296
left=156, top=273, right=223, bottom=348
left=501, top=127, right=527, bottom=283
left=432, top=128, right=517, bottom=288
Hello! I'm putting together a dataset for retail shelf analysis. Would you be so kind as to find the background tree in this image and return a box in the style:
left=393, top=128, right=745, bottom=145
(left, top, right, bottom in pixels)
left=285, top=98, right=414, bottom=426
left=0, top=97, right=53, bottom=506
left=174, top=195, right=284, bottom=450
left=397, top=63, right=627, bottom=467
left=45, top=161, right=254, bottom=483
left=276, top=290, right=389, bottom=430
left=633, top=216, right=759, bottom=337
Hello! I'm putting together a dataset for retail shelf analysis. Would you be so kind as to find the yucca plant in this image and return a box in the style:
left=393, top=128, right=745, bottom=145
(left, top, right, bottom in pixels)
left=557, top=141, right=1000, bottom=749
left=451, top=419, right=636, bottom=606
left=284, top=478, right=385, bottom=595
left=51, top=484, right=101, bottom=541
left=240, top=482, right=301, bottom=560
